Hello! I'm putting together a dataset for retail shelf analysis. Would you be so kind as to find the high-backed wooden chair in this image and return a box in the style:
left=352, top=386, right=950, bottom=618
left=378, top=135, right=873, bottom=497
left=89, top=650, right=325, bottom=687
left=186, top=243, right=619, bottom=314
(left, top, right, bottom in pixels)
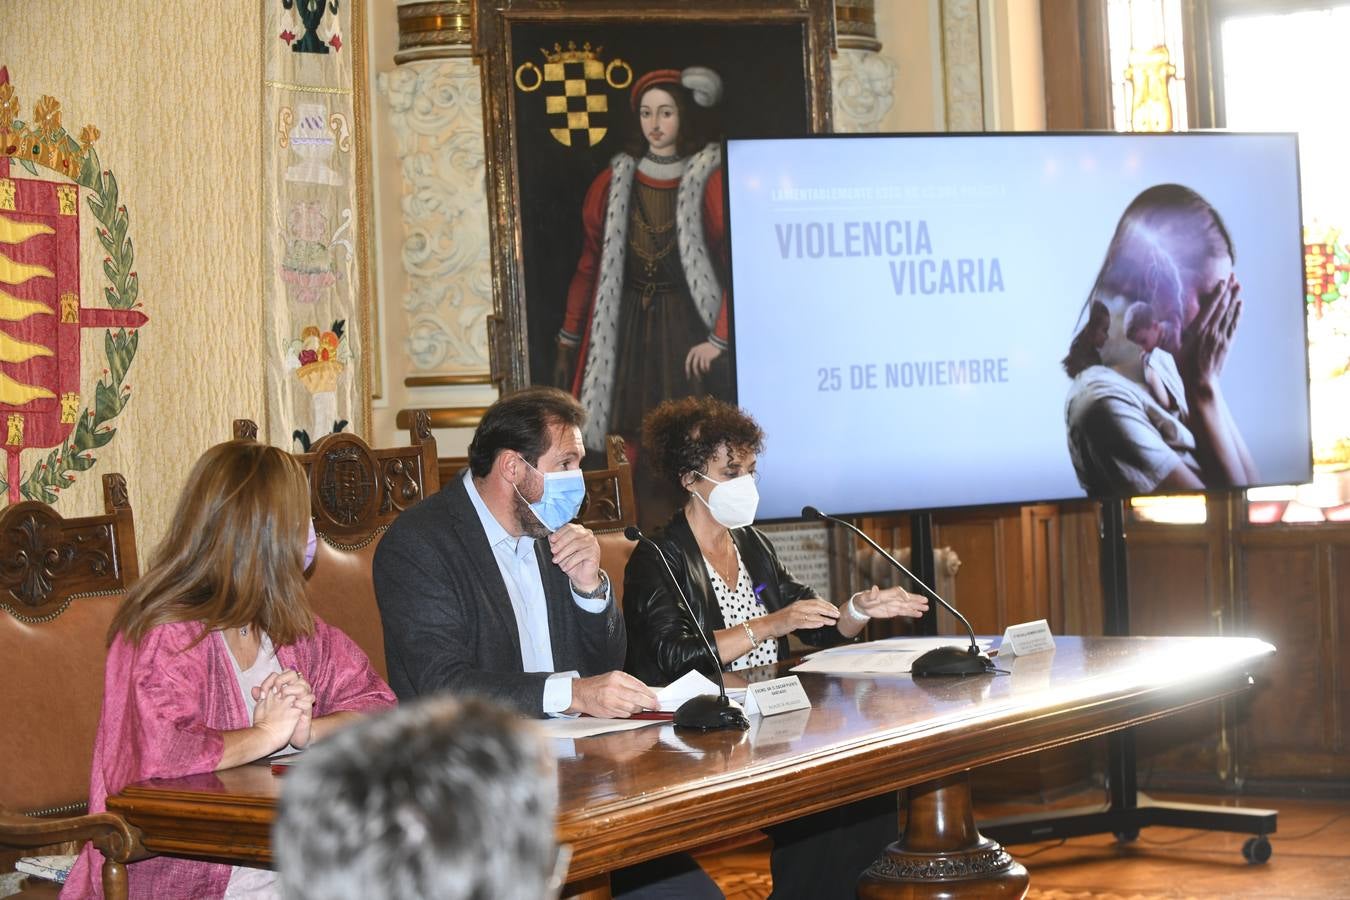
left=0, top=474, right=145, bottom=898
left=438, top=435, right=638, bottom=600
left=232, top=415, right=440, bottom=681
left=581, top=436, right=639, bottom=603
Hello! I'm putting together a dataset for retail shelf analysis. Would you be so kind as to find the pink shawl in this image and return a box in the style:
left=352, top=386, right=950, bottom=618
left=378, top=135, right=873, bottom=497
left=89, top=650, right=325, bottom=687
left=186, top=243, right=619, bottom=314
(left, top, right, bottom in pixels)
left=61, top=617, right=396, bottom=899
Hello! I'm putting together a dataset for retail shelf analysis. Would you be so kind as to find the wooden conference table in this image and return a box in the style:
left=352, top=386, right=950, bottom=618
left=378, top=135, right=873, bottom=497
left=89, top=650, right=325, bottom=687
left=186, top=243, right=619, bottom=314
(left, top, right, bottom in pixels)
left=107, top=636, right=1273, bottom=898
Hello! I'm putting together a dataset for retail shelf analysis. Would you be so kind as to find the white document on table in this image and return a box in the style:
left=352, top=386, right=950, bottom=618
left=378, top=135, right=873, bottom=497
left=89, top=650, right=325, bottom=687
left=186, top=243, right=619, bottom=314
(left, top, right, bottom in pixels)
left=792, top=637, right=995, bottom=674
left=801, top=636, right=994, bottom=659
left=791, top=651, right=928, bottom=674
left=537, top=717, right=660, bottom=739
left=654, top=669, right=746, bottom=711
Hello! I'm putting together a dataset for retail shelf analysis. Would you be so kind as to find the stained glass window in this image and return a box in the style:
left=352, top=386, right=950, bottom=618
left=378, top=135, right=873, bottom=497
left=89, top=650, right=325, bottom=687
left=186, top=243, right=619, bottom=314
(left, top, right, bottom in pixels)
left=1223, top=7, right=1350, bottom=524
left=1107, top=0, right=1189, bottom=133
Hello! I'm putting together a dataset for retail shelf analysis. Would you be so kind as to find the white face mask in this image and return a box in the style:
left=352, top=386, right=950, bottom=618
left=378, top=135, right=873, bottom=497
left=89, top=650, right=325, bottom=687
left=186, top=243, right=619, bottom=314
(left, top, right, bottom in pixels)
left=692, top=471, right=759, bottom=529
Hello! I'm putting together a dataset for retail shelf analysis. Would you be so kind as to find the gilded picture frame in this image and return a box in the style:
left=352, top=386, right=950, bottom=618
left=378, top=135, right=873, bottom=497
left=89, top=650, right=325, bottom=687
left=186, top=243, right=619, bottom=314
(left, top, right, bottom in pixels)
left=475, top=0, right=836, bottom=406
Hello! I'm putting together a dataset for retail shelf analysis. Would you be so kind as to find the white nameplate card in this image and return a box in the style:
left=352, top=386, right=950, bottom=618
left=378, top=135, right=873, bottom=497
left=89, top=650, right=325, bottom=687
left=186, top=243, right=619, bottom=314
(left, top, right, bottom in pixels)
left=999, top=619, right=1055, bottom=656
left=742, top=675, right=812, bottom=717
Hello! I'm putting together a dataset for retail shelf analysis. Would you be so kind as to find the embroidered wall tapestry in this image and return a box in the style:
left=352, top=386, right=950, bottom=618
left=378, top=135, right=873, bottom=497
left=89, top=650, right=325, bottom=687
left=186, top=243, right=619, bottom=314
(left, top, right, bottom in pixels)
left=0, top=67, right=147, bottom=504
left=264, top=0, right=373, bottom=450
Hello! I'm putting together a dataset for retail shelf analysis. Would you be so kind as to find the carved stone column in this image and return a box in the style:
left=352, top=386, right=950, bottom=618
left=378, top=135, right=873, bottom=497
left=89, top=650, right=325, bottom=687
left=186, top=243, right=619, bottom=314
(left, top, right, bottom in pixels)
left=380, top=1, right=491, bottom=376
left=940, top=0, right=986, bottom=132
left=832, top=0, right=895, bottom=133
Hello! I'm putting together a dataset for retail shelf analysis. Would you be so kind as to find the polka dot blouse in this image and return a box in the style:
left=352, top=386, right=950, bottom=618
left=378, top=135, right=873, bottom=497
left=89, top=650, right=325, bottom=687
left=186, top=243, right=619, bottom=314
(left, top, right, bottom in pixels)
left=702, top=544, right=779, bottom=671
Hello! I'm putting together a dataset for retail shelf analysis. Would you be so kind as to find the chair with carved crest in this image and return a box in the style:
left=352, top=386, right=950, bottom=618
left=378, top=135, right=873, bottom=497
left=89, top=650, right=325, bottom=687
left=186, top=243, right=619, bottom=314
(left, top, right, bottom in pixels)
left=0, top=474, right=145, bottom=899
left=438, top=433, right=639, bottom=601
left=231, top=415, right=440, bottom=681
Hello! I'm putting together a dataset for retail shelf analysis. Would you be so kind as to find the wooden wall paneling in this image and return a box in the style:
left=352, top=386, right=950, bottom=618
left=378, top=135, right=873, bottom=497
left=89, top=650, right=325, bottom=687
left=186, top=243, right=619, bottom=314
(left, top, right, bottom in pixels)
left=1183, top=0, right=1224, bottom=129
left=1039, top=0, right=1086, bottom=130
left=1020, top=504, right=1063, bottom=631
left=1039, top=0, right=1112, bottom=131
left=1126, top=530, right=1214, bottom=636
left=1127, top=508, right=1229, bottom=787
left=933, top=508, right=1016, bottom=634
left=1237, top=531, right=1350, bottom=783
left=1337, top=543, right=1349, bottom=769
left=1058, top=501, right=1104, bottom=636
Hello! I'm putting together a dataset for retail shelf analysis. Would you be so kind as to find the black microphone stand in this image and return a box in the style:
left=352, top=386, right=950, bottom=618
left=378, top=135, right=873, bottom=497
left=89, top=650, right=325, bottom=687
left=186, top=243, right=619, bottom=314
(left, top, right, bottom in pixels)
left=625, top=527, right=749, bottom=731
left=803, top=507, right=994, bottom=677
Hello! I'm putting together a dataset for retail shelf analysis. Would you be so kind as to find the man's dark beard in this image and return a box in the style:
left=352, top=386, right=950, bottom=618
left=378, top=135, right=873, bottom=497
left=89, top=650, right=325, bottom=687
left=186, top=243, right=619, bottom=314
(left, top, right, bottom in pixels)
left=512, top=488, right=551, bottom=539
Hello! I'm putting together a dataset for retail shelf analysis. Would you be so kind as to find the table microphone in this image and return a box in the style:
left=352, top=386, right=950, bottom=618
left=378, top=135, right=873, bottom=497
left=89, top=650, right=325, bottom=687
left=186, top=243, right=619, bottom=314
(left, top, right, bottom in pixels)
left=801, top=506, right=994, bottom=677
left=624, top=526, right=749, bottom=730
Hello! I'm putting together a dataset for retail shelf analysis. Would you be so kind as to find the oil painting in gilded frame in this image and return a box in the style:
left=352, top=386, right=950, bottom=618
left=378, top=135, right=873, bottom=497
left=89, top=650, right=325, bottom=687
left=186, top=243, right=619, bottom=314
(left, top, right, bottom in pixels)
left=476, top=0, right=833, bottom=523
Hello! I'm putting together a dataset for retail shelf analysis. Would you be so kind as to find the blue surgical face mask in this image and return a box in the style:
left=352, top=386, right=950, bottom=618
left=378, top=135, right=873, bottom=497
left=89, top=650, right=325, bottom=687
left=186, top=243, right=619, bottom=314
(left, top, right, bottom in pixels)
left=303, top=520, right=317, bottom=570
left=517, top=459, right=586, bottom=532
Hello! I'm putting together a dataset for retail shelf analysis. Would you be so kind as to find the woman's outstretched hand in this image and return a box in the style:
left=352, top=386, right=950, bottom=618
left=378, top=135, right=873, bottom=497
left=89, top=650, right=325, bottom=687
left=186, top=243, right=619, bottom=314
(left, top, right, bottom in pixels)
left=763, top=598, right=841, bottom=637
left=851, top=585, right=930, bottom=620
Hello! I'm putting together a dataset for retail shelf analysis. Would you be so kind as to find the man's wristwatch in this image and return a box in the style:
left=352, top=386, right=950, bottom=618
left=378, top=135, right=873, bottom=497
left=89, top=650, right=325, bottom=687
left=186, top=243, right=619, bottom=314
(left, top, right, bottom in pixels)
left=572, top=570, right=610, bottom=599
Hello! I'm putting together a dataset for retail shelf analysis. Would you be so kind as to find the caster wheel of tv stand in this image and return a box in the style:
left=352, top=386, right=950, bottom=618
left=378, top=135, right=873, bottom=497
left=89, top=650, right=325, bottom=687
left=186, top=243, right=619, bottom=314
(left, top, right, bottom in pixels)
left=1113, top=829, right=1139, bottom=844
left=1242, top=836, right=1272, bottom=864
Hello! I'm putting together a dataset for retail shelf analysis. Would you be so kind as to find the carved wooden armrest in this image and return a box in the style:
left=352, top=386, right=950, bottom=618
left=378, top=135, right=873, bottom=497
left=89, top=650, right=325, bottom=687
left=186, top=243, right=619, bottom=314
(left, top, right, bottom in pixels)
left=1, top=807, right=142, bottom=858
left=1, top=806, right=148, bottom=899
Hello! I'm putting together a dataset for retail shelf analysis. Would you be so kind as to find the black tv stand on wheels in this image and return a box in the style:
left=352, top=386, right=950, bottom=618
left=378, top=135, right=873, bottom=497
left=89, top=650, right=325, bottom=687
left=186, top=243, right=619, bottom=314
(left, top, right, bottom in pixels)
left=977, top=498, right=1277, bottom=863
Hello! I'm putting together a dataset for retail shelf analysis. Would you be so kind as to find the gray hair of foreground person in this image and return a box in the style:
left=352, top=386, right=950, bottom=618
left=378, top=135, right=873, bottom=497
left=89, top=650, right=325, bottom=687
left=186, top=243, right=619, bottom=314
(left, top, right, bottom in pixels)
left=274, top=696, right=560, bottom=900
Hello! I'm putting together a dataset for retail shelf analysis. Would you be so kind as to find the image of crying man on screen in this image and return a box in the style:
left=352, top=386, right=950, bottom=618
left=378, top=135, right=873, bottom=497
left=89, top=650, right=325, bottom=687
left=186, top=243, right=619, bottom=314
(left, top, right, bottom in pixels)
left=1063, top=183, right=1259, bottom=496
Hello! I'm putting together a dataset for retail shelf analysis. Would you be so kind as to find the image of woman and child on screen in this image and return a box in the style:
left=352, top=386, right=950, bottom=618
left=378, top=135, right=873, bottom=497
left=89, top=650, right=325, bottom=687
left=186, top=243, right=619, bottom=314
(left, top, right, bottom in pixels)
left=1063, top=183, right=1260, bottom=497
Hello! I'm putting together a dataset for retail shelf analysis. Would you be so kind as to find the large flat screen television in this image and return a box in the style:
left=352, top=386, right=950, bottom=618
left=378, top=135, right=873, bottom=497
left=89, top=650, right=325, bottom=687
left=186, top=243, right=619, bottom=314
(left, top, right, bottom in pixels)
left=724, top=132, right=1310, bottom=521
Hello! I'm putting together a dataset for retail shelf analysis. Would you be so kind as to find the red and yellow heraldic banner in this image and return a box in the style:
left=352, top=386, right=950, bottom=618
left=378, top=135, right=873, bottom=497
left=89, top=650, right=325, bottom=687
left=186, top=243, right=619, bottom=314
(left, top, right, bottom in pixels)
left=0, top=66, right=146, bottom=504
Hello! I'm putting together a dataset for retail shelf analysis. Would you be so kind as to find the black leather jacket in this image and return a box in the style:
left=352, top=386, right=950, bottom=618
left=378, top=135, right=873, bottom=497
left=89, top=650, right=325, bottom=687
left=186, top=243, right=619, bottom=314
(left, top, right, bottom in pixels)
left=622, top=510, right=844, bottom=685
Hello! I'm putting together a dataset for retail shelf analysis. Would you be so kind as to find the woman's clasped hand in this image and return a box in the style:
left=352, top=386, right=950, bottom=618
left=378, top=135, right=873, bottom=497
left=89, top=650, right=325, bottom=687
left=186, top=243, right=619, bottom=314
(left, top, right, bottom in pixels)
left=250, top=669, right=317, bottom=751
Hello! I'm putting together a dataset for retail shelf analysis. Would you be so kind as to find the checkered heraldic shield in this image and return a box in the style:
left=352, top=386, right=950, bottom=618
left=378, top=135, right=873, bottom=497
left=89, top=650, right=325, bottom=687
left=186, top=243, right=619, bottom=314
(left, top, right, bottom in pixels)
left=516, top=42, right=632, bottom=148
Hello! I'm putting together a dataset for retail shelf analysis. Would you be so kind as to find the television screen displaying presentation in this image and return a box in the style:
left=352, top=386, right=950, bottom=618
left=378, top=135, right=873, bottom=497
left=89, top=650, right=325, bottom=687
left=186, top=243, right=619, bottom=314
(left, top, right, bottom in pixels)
left=724, top=132, right=1310, bottom=520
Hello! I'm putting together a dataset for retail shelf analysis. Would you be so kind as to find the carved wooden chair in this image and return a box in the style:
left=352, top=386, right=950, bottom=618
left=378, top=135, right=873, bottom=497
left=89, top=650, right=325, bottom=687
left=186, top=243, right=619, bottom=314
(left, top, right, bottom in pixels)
left=581, top=436, right=639, bottom=603
left=232, top=415, right=440, bottom=681
left=437, top=434, right=638, bottom=599
left=0, top=474, right=145, bottom=899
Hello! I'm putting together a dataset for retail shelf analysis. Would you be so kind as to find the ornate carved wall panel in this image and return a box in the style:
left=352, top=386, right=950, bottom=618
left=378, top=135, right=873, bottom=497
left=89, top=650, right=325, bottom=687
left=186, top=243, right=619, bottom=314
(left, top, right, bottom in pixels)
left=832, top=0, right=895, bottom=133
left=832, top=49, right=896, bottom=133
left=378, top=59, right=492, bottom=374
left=941, top=0, right=985, bottom=131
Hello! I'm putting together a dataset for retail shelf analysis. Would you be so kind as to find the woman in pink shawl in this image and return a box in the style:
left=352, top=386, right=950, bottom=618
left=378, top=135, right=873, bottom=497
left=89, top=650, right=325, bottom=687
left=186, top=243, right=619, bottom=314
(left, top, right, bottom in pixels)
left=62, top=441, right=397, bottom=899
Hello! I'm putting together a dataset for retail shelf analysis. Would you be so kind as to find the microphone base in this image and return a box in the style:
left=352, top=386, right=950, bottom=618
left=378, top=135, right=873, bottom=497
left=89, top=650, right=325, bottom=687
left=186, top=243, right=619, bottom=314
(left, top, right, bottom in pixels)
left=674, top=694, right=750, bottom=731
left=911, top=645, right=996, bottom=678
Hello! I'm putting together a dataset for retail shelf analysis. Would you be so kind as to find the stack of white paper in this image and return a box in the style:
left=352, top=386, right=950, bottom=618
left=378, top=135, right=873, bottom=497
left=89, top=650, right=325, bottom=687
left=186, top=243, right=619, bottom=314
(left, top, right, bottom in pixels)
left=791, top=637, right=994, bottom=675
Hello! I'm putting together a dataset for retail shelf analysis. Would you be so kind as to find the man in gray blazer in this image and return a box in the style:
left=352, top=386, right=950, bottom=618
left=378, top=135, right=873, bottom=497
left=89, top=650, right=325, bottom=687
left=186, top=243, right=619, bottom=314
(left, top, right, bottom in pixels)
left=373, top=386, right=656, bottom=718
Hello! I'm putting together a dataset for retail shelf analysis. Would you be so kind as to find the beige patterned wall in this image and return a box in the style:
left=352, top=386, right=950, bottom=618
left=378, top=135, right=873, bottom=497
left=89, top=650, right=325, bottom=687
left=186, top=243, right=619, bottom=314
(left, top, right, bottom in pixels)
left=3, top=0, right=265, bottom=555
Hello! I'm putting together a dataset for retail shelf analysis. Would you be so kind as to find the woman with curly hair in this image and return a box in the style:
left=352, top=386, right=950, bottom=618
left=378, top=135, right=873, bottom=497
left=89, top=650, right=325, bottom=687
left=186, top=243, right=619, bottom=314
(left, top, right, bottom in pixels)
left=623, top=395, right=927, bottom=685
left=622, top=396, right=927, bottom=900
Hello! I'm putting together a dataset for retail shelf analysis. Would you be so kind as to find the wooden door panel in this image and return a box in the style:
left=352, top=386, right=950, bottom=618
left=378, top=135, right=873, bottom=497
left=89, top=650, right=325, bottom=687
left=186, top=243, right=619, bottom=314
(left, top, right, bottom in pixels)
left=1238, top=540, right=1350, bottom=781
left=1126, top=539, right=1213, bottom=636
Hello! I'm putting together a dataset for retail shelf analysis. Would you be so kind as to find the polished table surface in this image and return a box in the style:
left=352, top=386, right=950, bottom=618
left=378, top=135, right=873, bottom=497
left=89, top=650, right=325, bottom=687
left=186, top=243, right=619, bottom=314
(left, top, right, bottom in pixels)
left=107, top=636, right=1274, bottom=891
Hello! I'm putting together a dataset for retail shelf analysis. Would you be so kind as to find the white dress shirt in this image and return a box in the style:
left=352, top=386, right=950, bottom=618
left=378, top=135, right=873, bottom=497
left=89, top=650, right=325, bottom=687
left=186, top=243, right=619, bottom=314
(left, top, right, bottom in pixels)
left=463, top=470, right=610, bottom=715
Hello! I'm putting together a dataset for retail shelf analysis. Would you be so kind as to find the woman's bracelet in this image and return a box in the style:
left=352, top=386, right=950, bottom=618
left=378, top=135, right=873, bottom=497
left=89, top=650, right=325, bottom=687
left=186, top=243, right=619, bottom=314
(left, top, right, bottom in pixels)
left=742, top=621, right=760, bottom=647
left=844, top=594, right=871, bottom=625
